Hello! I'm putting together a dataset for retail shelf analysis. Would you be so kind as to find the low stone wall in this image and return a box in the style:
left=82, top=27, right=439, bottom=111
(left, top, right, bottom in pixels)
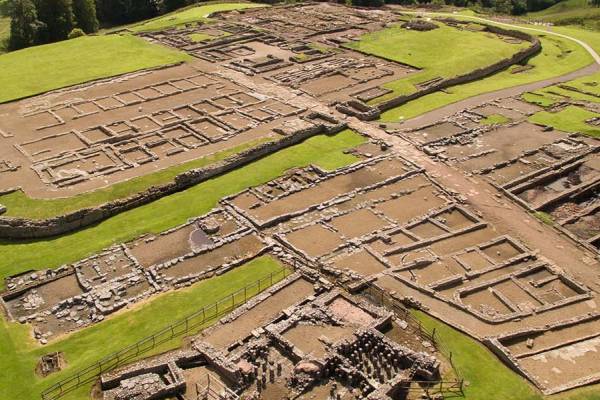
left=0, top=117, right=346, bottom=239
left=375, top=22, right=542, bottom=113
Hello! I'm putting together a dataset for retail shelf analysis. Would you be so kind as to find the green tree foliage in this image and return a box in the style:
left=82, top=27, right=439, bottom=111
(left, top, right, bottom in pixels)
left=512, top=0, right=528, bottom=13
left=527, top=0, right=560, bottom=11
left=35, top=0, right=74, bottom=42
left=8, top=0, right=42, bottom=49
left=0, top=0, right=11, bottom=16
left=348, top=0, right=384, bottom=7
left=162, top=0, right=185, bottom=13
left=591, top=0, right=600, bottom=7
left=72, top=0, right=98, bottom=33
left=96, top=0, right=159, bottom=25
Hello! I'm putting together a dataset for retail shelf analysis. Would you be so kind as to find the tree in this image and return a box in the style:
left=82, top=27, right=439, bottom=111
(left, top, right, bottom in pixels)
left=511, top=0, right=528, bottom=14
left=494, top=0, right=513, bottom=12
left=592, top=0, right=600, bottom=7
left=161, top=0, right=185, bottom=13
left=35, top=0, right=74, bottom=42
left=0, top=0, right=10, bottom=16
left=8, top=0, right=42, bottom=49
left=96, top=0, right=158, bottom=25
left=72, top=0, right=98, bottom=33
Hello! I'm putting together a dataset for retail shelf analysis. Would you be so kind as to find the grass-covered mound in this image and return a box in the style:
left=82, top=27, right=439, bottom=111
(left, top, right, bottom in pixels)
left=345, top=21, right=531, bottom=101
left=379, top=31, right=592, bottom=121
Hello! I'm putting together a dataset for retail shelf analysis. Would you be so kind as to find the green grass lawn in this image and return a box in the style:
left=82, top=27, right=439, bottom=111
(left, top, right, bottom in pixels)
left=522, top=78, right=600, bottom=107
left=529, top=105, right=600, bottom=137
left=414, top=311, right=600, bottom=400
left=0, top=255, right=285, bottom=400
left=414, top=311, right=540, bottom=400
left=480, top=114, right=511, bottom=125
left=0, top=130, right=365, bottom=287
left=562, top=71, right=600, bottom=97
left=0, top=35, right=190, bottom=103
left=550, top=25, right=600, bottom=55
left=128, top=3, right=267, bottom=32
left=379, top=32, right=592, bottom=121
left=345, top=22, right=529, bottom=101
left=0, top=138, right=270, bottom=219
left=522, top=91, right=559, bottom=107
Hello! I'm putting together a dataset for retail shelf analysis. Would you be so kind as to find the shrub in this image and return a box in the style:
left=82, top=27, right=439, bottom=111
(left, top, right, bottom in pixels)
left=68, top=27, right=85, bottom=39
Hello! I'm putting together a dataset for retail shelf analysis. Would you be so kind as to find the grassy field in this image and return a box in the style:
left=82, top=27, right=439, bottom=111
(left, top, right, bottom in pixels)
left=0, top=138, right=271, bottom=219
left=522, top=70, right=600, bottom=106
left=345, top=22, right=529, bottom=101
left=379, top=32, right=592, bottom=121
left=128, top=3, right=266, bottom=32
left=414, top=311, right=540, bottom=400
left=0, top=35, right=190, bottom=103
left=563, top=71, right=600, bottom=96
left=528, top=0, right=600, bottom=30
left=480, top=114, right=511, bottom=125
left=0, top=255, right=285, bottom=400
left=415, top=311, right=600, bottom=400
left=529, top=105, right=600, bottom=137
left=550, top=25, right=600, bottom=55
left=0, top=130, right=365, bottom=287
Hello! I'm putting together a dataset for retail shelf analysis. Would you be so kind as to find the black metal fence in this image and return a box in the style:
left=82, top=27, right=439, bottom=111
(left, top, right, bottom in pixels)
left=358, top=282, right=465, bottom=397
left=41, top=267, right=292, bottom=400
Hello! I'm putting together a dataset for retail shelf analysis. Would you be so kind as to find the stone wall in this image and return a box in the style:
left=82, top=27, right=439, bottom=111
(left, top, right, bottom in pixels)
left=0, top=117, right=346, bottom=239
left=374, top=22, right=542, bottom=113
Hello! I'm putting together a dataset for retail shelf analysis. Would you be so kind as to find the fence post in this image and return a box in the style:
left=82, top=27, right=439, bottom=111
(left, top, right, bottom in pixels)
left=41, top=269, right=284, bottom=400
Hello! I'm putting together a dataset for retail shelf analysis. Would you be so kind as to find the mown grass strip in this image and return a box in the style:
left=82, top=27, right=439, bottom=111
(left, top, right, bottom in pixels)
left=0, top=130, right=365, bottom=285
left=0, top=255, right=285, bottom=400
left=0, top=137, right=270, bottom=219
left=413, top=310, right=600, bottom=400
left=529, top=105, right=600, bottom=137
